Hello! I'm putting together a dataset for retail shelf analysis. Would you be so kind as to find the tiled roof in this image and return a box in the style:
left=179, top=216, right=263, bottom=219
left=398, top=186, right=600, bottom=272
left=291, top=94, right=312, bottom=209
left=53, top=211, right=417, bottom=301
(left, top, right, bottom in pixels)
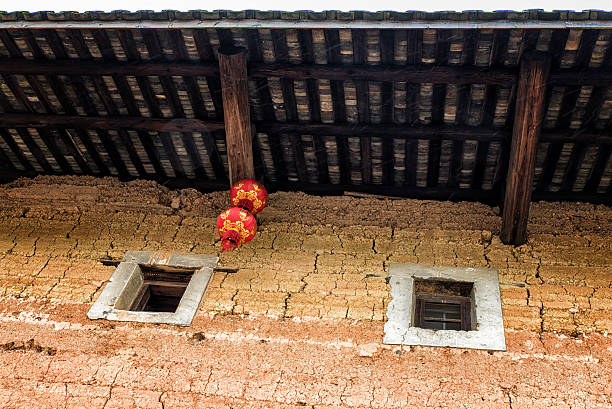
left=0, top=22, right=611, bottom=203
left=1, top=9, right=612, bottom=23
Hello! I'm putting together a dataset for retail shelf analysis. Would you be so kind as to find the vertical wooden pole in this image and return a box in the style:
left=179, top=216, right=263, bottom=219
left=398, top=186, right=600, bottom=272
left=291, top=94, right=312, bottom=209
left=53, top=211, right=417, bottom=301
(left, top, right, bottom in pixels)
left=218, top=46, right=255, bottom=184
left=501, top=52, right=550, bottom=245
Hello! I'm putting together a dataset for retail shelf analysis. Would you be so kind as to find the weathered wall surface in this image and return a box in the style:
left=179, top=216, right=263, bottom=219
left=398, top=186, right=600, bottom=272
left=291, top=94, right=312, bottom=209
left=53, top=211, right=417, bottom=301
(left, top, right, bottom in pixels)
left=0, top=175, right=610, bottom=408
left=0, top=176, right=610, bottom=333
left=1, top=298, right=611, bottom=409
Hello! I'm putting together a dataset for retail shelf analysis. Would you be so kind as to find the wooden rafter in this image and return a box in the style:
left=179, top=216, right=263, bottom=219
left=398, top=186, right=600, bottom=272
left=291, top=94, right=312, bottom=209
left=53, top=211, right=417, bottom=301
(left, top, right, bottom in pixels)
left=0, top=26, right=611, bottom=206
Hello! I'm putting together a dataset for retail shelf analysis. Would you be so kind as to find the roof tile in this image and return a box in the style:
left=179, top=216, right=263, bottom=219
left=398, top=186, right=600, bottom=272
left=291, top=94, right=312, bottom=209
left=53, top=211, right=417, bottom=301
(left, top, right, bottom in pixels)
left=569, top=11, right=591, bottom=20
left=336, top=11, right=355, bottom=20
left=506, top=11, right=529, bottom=20
left=362, top=11, right=384, bottom=21
left=174, top=11, right=197, bottom=20
left=537, top=10, right=561, bottom=21
left=478, top=11, right=509, bottom=21
left=307, top=11, right=327, bottom=20
left=46, top=12, right=68, bottom=21
left=22, top=11, right=48, bottom=21
left=226, top=10, right=247, bottom=19
left=0, top=9, right=612, bottom=24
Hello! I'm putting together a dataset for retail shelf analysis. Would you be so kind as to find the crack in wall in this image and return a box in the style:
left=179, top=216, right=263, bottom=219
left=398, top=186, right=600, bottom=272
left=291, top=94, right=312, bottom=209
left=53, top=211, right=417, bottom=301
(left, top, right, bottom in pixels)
left=101, top=367, right=123, bottom=409
left=0, top=180, right=610, bottom=334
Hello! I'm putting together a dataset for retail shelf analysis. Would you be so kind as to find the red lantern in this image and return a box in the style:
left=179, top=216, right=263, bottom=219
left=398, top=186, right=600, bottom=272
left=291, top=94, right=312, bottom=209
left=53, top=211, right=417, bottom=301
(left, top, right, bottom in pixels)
left=230, top=179, right=268, bottom=215
left=217, top=207, right=257, bottom=252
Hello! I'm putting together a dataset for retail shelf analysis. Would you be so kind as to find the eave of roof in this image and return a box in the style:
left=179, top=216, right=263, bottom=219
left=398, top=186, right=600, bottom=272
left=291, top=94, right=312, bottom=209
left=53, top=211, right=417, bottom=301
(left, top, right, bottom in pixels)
left=1, top=9, right=612, bottom=29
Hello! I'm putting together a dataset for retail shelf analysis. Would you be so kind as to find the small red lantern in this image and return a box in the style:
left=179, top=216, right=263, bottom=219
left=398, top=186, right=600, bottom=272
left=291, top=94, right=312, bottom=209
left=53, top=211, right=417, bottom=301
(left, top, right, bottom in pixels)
left=230, top=179, right=268, bottom=215
left=217, top=207, right=257, bottom=252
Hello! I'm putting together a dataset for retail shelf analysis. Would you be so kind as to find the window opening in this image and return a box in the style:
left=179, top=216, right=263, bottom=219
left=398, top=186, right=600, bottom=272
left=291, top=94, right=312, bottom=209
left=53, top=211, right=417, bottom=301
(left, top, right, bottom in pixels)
left=88, top=251, right=218, bottom=326
left=384, top=263, right=506, bottom=350
left=413, top=279, right=474, bottom=331
left=414, top=295, right=471, bottom=331
left=129, top=265, right=196, bottom=313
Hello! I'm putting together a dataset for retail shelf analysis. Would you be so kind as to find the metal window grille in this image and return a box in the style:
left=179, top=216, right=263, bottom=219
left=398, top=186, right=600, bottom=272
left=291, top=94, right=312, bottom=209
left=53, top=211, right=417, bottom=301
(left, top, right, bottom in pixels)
left=414, top=294, right=472, bottom=331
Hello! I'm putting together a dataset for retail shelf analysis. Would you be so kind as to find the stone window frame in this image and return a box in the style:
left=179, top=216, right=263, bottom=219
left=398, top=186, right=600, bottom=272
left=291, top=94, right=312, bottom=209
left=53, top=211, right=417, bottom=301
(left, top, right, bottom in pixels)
left=384, top=263, right=506, bottom=351
left=87, top=251, right=218, bottom=326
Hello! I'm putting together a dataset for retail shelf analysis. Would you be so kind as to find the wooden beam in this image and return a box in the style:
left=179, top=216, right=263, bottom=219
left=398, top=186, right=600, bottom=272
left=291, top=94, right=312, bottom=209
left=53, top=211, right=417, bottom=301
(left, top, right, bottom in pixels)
left=0, top=113, right=224, bottom=133
left=218, top=46, right=255, bottom=184
left=501, top=52, right=551, bottom=245
left=0, top=59, right=513, bottom=83
left=3, top=58, right=612, bottom=85
left=256, top=122, right=507, bottom=141
left=99, top=258, right=238, bottom=274
left=2, top=112, right=611, bottom=145
left=0, top=59, right=219, bottom=77
left=251, top=63, right=517, bottom=85
left=539, top=131, right=612, bottom=145
left=549, top=69, right=612, bottom=86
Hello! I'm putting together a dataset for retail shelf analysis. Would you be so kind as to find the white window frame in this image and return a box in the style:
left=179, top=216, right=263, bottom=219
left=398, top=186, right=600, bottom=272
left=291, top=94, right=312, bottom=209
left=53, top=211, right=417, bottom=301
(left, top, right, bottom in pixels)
left=384, top=263, right=506, bottom=351
left=87, top=251, right=217, bottom=326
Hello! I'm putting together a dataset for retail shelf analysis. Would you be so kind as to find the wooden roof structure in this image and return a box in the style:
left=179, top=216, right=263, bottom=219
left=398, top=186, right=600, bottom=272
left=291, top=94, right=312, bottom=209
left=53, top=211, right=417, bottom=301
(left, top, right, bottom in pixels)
left=0, top=10, right=611, bottom=244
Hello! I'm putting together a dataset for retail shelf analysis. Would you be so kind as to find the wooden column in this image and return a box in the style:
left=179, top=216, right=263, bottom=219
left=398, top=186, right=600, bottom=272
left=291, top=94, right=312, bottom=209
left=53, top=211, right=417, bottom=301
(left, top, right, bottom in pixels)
left=218, top=46, right=255, bottom=184
left=501, top=52, right=550, bottom=245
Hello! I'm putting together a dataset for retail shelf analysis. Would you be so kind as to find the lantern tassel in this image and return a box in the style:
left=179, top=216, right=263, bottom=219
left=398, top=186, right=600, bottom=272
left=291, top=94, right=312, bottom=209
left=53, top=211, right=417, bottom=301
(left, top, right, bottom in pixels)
left=221, top=230, right=241, bottom=252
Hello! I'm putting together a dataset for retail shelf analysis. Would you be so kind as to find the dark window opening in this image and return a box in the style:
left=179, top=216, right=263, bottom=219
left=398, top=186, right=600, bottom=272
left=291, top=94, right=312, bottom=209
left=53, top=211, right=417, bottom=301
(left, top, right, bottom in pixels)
left=413, top=279, right=474, bottom=331
left=129, top=265, right=197, bottom=313
left=414, top=295, right=472, bottom=331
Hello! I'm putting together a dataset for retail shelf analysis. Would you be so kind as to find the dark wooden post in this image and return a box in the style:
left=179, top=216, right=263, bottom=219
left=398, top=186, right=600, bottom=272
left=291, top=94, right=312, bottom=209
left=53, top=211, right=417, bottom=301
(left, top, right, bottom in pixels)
left=218, top=46, right=255, bottom=184
left=501, top=52, right=550, bottom=245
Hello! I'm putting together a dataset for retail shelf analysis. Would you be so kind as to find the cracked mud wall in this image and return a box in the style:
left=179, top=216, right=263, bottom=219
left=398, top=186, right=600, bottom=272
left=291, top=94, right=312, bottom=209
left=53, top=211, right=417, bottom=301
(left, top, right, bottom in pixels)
left=0, top=175, right=609, bottom=334
left=1, top=298, right=611, bottom=408
left=0, top=175, right=611, bottom=408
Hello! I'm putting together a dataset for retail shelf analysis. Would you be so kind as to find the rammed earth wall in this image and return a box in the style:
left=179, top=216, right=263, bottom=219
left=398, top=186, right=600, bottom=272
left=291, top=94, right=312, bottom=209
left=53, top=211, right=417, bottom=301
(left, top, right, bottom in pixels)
left=0, top=175, right=610, bottom=334
left=0, top=176, right=611, bottom=408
